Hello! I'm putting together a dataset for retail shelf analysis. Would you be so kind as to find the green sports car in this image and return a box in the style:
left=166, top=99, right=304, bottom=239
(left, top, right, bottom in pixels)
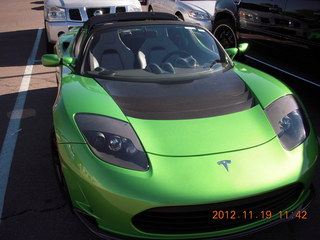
left=42, top=12, right=319, bottom=240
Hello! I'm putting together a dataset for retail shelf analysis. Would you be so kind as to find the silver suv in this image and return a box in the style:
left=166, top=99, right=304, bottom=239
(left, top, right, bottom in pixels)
left=44, top=0, right=142, bottom=43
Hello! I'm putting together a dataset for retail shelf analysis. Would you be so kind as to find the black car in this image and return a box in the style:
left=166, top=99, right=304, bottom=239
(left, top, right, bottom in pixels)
left=214, top=0, right=320, bottom=50
left=213, top=0, right=320, bottom=85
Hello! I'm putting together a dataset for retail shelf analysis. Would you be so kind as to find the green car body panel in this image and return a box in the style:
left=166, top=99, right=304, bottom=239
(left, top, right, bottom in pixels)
left=44, top=14, right=319, bottom=240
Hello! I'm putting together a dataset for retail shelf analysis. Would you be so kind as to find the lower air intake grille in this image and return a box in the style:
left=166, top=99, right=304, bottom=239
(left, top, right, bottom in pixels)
left=86, top=8, right=110, bottom=18
left=132, top=183, right=303, bottom=234
left=69, top=9, right=81, bottom=21
left=116, top=7, right=126, bottom=13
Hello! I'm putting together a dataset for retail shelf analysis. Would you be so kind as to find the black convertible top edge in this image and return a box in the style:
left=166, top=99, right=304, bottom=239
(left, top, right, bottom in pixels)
left=84, top=12, right=181, bottom=31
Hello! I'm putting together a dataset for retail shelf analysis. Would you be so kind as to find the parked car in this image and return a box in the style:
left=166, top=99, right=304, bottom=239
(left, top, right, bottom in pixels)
left=148, top=0, right=240, bottom=48
left=44, top=0, right=142, bottom=44
left=148, top=0, right=216, bottom=31
left=236, top=0, right=320, bottom=50
left=42, top=12, right=318, bottom=240
left=210, top=0, right=320, bottom=84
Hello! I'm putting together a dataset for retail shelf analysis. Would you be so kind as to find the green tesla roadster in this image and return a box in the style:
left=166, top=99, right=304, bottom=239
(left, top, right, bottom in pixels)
left=42, top=12, right=319, bottom=240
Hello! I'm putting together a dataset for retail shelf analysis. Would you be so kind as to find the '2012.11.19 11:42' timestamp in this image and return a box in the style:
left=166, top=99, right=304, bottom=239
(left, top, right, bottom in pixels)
left=212, top=210, right=308, bottom=220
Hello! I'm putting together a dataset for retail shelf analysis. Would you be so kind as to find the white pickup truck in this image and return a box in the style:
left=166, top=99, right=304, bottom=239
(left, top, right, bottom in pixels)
left=44, top=0, right=142, bottom=43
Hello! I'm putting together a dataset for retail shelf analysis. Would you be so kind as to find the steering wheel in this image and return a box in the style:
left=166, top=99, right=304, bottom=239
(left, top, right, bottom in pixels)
left=161, top=50, right=191, bottom=63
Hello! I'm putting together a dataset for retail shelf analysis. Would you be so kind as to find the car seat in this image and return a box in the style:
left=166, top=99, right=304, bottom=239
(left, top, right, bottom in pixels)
left=138, top=27, right=178, bottom=68
left=89, top=30, right=135, bottom=70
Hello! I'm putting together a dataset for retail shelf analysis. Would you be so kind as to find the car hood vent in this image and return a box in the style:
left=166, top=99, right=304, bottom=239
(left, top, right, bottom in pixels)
left=98, top=69, right=255, bottom=120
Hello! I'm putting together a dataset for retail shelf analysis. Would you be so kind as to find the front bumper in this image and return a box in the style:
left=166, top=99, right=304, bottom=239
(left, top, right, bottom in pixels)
left=57, top=131, right=318, bottom=239
left=76, top=185, right=314, bottom=240
left=45, top=20, right=84, bottom=43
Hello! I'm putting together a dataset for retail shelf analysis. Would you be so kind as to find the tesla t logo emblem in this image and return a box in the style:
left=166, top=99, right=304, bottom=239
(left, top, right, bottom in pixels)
left=94, top=10, right=103, bottom=16
left=217, top=160, right=232, bottom=172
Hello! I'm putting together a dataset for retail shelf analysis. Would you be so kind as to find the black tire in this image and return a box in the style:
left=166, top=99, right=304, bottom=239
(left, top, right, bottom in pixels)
left=51, top=129, right=74, bottom=212
left=212, top=19, right=238, bottom=49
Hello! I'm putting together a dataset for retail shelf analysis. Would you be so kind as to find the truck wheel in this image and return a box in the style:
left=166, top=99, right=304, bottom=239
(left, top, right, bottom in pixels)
left=213, top=19, right=237, bottom=49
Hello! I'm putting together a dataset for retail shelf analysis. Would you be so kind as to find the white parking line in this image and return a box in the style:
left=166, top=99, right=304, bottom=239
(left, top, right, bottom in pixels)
left=245, top=55, right=320, bottom=88
left=0, top=28, right=43, bottom=222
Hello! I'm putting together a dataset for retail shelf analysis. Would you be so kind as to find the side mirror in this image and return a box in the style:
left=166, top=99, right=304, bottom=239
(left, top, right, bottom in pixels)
left=41, top=54, right=60, bottom=67
left=41, top=54, right=76, bottom=71
left=238, top=43, right=249, bottom=54
left=225, top=43, right=249, bottom=60
left=225, top=48, right=238, bottom=60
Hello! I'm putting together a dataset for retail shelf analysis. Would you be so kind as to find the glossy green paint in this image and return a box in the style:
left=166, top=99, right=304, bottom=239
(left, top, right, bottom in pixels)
left=52, top=52, right=318, bottom=239
left=128, top=105, right=276, bottom=156
left=41, top=54, right=60, bottom=67
left=46, top=30, right=319, bottom=239
left=53, top=75, right=127, bottom=143
left=58, top=129, right=318, bottom=239
left=61, top=57, right=76, bottom=70
left=233, top=61, right=292, bottom=108
left=41, top=54, right=75, bottom=72
left=225, top=47, right=238, bottom=60
left=225, top=43, right=248, bottom=59
left=238, top=43, right=249, bottom=53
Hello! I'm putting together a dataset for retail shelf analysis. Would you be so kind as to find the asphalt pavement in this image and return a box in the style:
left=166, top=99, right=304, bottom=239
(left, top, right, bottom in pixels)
left=0, top=1, right=319, bottom=240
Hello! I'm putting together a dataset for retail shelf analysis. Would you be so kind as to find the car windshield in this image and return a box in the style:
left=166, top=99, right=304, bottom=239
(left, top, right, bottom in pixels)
left=85, top=24, right=232, bottom=82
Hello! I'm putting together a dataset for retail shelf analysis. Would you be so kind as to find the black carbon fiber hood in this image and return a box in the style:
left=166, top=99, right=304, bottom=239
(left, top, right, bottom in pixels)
left=97, top=69, right=255, bottom=120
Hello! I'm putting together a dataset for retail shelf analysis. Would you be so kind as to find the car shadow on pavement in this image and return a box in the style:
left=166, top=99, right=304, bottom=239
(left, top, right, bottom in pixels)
left=31, top=1, right=44, bottom=10
left=32, top=6, right=44, bottom=11
left=0, top=29, right=44, bottom=68
left=0, top=87, right=94, bottom=240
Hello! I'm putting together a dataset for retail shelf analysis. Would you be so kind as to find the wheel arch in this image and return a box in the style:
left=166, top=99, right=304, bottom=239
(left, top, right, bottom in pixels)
left=214, top=0, right=239, bottom=27
left=214, top=11, right=236, bottom=28
left=212, top=10, right=239, bottom=48
left=175, top=11, right=184, bottom=20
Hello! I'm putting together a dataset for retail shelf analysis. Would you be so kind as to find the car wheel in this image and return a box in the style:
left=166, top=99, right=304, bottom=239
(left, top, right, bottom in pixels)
left=51, top=129, right=74, bottom=211
left=212, top=19, right=237, bottom=49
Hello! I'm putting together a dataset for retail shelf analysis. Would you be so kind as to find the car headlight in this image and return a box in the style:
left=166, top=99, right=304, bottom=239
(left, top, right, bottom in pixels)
left=128, top=0, right=142, bottom=12
left=188, top=10, right=210, bottom=20
left=265, top=95, right=308, bottom=150
left=45, top=6, right=66, bottom=21
left=75, top=114, right=149, bottom=171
